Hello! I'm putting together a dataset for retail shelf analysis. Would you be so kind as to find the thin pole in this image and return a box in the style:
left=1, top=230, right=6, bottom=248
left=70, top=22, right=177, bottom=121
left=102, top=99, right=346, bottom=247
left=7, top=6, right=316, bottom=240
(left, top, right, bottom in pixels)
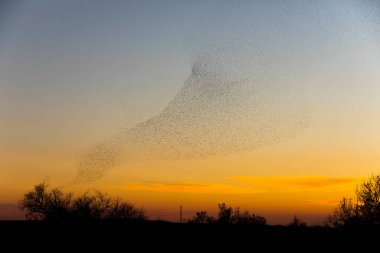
left=180, top=205, right=183, bottom=223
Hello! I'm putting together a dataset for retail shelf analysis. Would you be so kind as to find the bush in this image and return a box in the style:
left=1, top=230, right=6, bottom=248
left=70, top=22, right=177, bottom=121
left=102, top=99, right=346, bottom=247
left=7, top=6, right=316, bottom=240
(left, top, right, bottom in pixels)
left=188, top=211, right=215, bottom=224
left=188, top=203, right=267, bottom=225
left=288, top=215, right=307, bottom=227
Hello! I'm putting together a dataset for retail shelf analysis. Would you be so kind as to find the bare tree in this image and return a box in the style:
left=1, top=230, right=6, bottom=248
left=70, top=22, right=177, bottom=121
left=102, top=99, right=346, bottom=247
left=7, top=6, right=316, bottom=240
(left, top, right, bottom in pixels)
left=21, top=182, right=49, bottom=220
left=356, top=175, right=380, bottom=224
left=21, top=182, right=145, bottom=221
left=106, top=198, right=145, bottom=220
left=327, top=175, right=380, bottom=227
left=45, top=188, right=72, bottom=220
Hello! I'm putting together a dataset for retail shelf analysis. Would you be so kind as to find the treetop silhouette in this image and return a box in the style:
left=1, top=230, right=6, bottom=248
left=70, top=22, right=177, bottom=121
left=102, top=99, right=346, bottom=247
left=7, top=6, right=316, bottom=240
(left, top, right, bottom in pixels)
left=21, top=182, right=145, bottom=221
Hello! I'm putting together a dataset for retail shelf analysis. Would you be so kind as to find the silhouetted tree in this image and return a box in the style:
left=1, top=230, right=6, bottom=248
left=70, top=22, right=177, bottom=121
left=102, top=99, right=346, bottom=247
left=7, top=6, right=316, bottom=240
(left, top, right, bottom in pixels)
left=250, top=215, right=267, bottom=225
left=356, top=175, right=380, bottom=224
left=217, top=203, right=233, bottom=224
left=188, top=211, right=215, bottom=224
left=106, top=198, right=145, bottom=220
left=231, top=206, right=267, bottom=225
left=327, top=197, right=358, bottom=227
left=288, top=215, right=307, bottom=227
left=45, top=188, right=72, bottom=220
left=21, top=182, right=50, bottom=220
left=21, top=182, right=145, bottom=221
left=92, top=190, right=112, bottom=219
left=214, top=203, right=267, bottom=224
left=72, top=192, right=95, bottom=220
left=328, top=175, right=380, bottom=227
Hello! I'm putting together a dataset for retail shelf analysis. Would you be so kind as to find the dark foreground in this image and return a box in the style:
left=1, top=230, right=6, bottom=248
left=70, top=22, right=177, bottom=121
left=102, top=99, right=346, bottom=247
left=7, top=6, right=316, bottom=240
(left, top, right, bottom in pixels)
left=1, top=221, right=379, bottom=250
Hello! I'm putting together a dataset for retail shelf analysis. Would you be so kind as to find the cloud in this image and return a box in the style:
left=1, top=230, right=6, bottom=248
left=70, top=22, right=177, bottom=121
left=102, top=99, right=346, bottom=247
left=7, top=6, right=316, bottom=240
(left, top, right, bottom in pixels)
left=115, top=181, right=266, bottom=194
left=305, top=199, right=341, bottom=207
left=230, top=176, right=361, bottom=190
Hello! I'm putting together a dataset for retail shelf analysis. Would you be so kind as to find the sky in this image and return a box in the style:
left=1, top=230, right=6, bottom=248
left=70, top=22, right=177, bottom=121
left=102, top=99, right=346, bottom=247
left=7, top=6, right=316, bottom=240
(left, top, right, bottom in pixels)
left=1, top=0, right=380, bottom=224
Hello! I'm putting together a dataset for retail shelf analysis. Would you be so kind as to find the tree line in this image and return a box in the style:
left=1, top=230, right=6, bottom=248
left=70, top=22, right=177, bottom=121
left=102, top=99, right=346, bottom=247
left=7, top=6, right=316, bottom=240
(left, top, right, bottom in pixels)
left=188, top=203, right=267, bottom=225
left=20, top=174, right=380, bottom=226
left=21, top=183, right=145, bottom=221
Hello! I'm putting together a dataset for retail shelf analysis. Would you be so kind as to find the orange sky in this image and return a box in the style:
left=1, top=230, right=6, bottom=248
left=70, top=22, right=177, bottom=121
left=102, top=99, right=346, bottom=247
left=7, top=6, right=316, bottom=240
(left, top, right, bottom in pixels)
left=1, top=129, right=379, bottom=224
left=1, top=104, right=380, bottom=224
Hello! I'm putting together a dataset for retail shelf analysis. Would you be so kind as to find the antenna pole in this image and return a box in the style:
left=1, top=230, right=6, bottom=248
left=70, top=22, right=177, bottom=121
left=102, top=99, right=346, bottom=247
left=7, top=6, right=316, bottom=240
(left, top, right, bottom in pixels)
left=180, top=205, right=183, bottom=223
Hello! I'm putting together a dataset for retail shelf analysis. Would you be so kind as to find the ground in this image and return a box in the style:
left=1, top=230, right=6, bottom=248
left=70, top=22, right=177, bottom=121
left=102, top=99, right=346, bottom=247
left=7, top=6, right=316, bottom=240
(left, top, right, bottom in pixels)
left=1, top=221, right=379, bottom=250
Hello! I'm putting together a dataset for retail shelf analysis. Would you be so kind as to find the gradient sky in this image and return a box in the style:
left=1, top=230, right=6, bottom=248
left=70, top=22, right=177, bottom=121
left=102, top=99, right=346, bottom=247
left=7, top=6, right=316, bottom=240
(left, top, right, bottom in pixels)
left=1, top=0, right=380, bottom=224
